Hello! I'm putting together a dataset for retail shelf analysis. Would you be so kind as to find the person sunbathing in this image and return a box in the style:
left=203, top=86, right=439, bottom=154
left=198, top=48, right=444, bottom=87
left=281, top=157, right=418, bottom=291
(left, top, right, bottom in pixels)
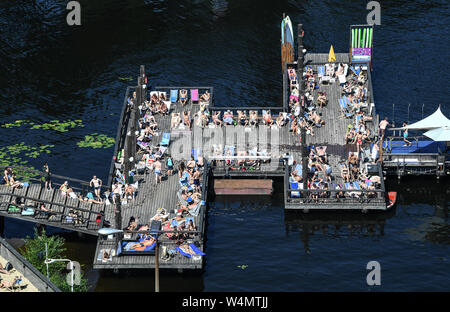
left=150, top=93, right=158, bottom=105
left=290, top=118, right=299, bottom=136
left=180, top=89, right=188, bottom=106
left=263, top=110, right=274, bottom=126
left=341, top=165, right=350, bottom=183
left=126, top=217, right=138, bottom=231
left=179, top=244, right=196, bottom=256
left=237, top=110, right=248, bottom=126
left=223, top=110, right=234, bottom=125
left=317, top=92, right=327, bottom=108
left=249, top=111, right=258, bottom=127
left=124, top=184, right=135, bottom=199
left=183, top=111, right=191, bottom=129
left=276, top=114, right=285, bottom=127
left=312, top=110, right=325, bottom=125
left=0, top=276, right=22, bottom=289
left=159, top=101, right=168, bottom=115
left=212, top=111, right=222, bottom=127
left=171, top=113, right=181, bottom=129
left=346, top=128, right=356, bottom=144
left=200, top=90, right=210, bottom=103
left=130, top=237, right=155, bottom=250
left=0, top=263, right=10, bottom=275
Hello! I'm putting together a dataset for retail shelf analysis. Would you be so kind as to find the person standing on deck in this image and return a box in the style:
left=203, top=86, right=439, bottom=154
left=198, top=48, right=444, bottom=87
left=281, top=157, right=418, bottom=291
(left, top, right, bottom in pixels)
left=90, top=175, right=102, bottom=199
left=379, top=117, right=390, bottom=139
left=166, top=155, right=174, bottom=176
left=42, top=162, right=52, bottom=191
left=154, top=160, right=162, bottom=184
left=402, top=122, right=412, bottom=146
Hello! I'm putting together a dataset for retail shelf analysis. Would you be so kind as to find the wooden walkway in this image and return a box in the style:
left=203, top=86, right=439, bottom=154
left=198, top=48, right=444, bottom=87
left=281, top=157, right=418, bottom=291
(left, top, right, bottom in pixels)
left=0, top=183, right=105, bottom=235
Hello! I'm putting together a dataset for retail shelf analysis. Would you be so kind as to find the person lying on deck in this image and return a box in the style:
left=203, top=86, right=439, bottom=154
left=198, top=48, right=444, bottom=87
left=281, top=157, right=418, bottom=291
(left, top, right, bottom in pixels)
left=171, top=113, right=181, bottom=129
left=130, top=236, right=156, bottom=250
left=310, top=110, right=325, bottom=127
left=0, top=276, right=22, bottom=289
left=126, top=217, right=138, bottom=231
left=183, top=111, right=191, bottom=129
left=178, top=244, right=197, bottom=256
left=180, top=89, right=188, bottom=106
left=79, top=192, right=103, bottom=204
left=200, top=90, right=210, bottom=103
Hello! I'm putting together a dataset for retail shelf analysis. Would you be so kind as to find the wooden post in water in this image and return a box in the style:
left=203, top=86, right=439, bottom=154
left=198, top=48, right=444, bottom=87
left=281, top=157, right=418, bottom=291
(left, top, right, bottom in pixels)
left=114, top=194, right=122, bottom=230
left=297, top=24, right=304, bottom=69
left=155, top=239, right=160, bottom=292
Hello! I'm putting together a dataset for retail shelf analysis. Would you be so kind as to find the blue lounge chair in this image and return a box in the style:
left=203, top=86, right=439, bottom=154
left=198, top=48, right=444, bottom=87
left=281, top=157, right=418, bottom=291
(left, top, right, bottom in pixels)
left=192, top=148, right=202, bottom=161
left=189, top=244, right=206, bottom=255
left=224, top=145, right=235, bottom=156
left=339, top=99, right=353, bottom=118
left=160, top=133, right=170, bottom=146
left=170, top=90, right=178, bottom=103
left=176, top=247, right=192, bottom=258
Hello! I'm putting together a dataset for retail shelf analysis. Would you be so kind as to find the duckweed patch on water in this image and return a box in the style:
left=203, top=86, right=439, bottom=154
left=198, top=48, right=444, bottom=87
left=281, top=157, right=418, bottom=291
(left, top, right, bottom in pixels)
left=0, top=143, right=54, bottom=181
left=77, top=133, right=115, bottom=149
left=1, top=119, right=84, bottom=132
left=118, top=76, right=133, bottom=81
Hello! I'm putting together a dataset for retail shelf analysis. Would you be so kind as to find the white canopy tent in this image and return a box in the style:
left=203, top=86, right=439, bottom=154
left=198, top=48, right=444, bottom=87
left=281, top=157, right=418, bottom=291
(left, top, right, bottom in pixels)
left=423, top=126, right=450, bottom=142
left=390, top=106, right=450, bottom=131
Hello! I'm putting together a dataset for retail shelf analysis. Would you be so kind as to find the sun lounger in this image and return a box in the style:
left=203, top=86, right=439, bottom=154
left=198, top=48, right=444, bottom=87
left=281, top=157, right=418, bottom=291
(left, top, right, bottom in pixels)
left=339, top=99, right=353, bottom=118
left=191, top=89, right=199, bottom=104
left=170, top=90, right=178, bottom=103
left=160, top=133, right=170, bottom=146
left=189, top=244, right=206, bottom=255
left=352, top=182, right=361, bottom=190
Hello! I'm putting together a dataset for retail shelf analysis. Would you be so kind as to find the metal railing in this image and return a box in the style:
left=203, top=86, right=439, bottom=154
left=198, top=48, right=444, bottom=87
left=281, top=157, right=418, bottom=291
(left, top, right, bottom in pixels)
left=107, top=86, right=135, bottom=189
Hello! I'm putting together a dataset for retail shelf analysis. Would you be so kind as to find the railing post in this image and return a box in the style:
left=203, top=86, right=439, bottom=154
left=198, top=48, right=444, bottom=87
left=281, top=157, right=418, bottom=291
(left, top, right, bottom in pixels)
left=297, top=24, right=304, bottom=68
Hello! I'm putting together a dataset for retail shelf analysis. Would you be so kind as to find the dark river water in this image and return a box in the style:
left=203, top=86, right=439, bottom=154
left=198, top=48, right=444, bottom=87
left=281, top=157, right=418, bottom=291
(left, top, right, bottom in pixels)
left=0, top=0, right=449, bottom=291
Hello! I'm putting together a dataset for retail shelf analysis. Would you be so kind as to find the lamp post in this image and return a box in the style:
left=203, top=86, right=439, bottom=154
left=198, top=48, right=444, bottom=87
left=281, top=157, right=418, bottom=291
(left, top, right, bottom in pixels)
left=44, top=243, right=74, bottom=292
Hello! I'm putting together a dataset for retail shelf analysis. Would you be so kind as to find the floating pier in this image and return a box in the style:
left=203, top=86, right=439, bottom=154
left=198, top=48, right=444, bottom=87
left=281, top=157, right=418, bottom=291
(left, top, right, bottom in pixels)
left=2, top=19, right=447, bottom=274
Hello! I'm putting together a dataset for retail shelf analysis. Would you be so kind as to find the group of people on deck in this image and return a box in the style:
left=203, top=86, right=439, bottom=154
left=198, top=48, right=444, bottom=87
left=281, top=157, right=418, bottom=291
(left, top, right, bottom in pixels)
left=287, top=67, right=327, bottom=138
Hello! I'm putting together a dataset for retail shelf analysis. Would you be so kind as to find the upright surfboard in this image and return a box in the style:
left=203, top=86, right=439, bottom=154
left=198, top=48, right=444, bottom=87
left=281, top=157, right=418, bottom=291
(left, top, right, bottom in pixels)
left=281, top=15, right=294, bottom=72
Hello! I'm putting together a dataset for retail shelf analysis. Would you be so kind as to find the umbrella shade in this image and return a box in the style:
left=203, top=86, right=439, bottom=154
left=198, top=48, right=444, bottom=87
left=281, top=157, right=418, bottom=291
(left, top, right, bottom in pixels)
left=423, top=126, right=450, bottom=142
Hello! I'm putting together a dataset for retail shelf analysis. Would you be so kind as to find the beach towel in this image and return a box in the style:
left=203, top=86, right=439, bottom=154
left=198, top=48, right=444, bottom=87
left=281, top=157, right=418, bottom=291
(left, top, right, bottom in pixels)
left=170, top=90, right=178, bottom=103
left=189, top=244, right=206, bottom=255
left=191, top=89, right=199, bottom=102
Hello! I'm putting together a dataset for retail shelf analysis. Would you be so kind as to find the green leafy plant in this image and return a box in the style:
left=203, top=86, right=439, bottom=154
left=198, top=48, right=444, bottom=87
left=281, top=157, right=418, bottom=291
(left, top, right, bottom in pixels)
left=20, top=229, right=89, bottom=292
left=77, top=133, right=115, bottom=149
